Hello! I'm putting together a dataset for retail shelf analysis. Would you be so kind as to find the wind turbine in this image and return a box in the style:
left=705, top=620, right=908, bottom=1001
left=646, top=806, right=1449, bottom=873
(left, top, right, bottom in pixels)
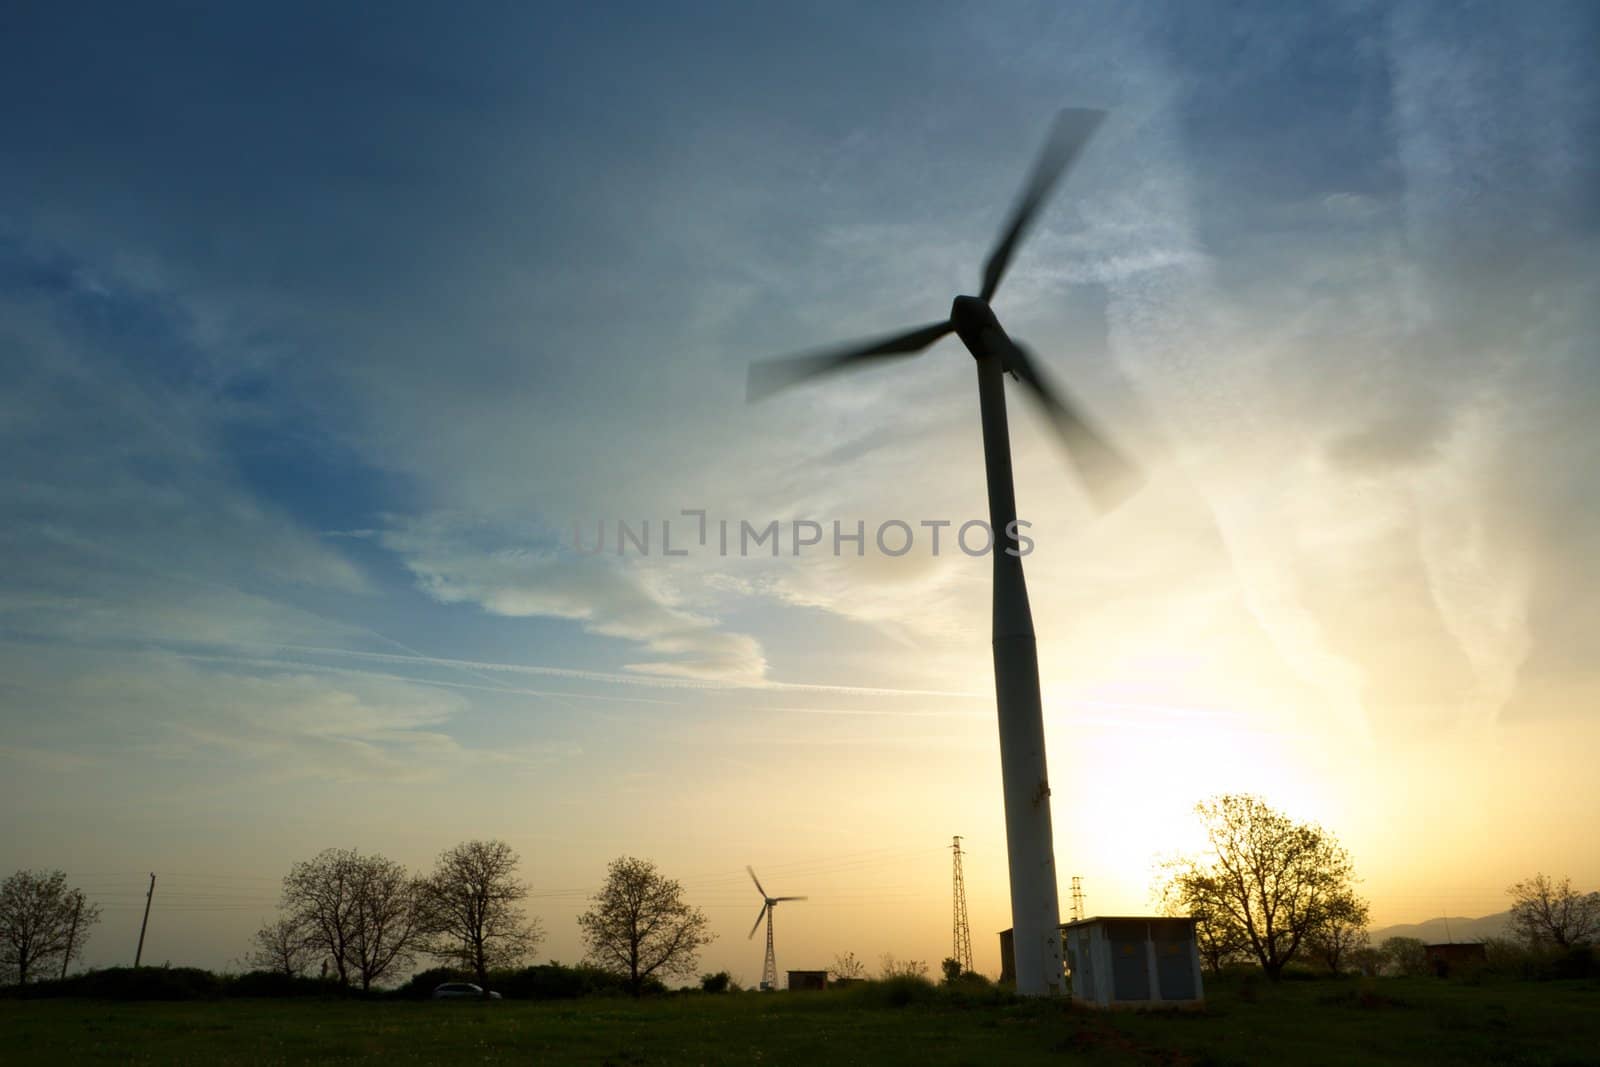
left=747, top=865, right=807, bottom=991
left=747, top=109, right=1141, bottom=996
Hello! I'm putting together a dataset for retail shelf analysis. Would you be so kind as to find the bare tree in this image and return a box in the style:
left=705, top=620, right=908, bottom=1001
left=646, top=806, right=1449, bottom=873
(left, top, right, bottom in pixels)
left=282, top=849, right=361, bottom=987
left=246, top=916, right=315, bottom=976
left=418, top=840, right=543, bottom=996
left=282, top=848, right=422, bottom=990
left=346, top=854, right=422, bottom=991
left=1157, top=794, right=1362, bottom=981
left=829, top=951, right=866, bottom=981
left=578, top=856, right=713, bottom=996
left=1, top=870, right=101, bottom=985
left=877, top=954, right=929, bottom=979
left=1507, top=873, right=1600, bottom=950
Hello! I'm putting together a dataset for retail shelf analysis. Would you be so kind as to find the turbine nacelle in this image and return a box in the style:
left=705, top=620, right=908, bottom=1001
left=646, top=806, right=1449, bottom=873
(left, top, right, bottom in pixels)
left=950, top=293, right=998, bottom=333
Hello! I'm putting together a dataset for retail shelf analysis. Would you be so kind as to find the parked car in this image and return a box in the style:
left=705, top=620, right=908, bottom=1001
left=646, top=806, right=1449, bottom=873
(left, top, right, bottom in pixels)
left=431, top=982, right=502, bottom=1000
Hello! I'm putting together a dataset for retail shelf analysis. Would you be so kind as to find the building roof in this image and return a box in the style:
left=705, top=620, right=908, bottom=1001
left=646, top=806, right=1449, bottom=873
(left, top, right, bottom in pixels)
left=1060, top=915, right=1197, bottom=930
left=999, top=915, right=1198, bottom=935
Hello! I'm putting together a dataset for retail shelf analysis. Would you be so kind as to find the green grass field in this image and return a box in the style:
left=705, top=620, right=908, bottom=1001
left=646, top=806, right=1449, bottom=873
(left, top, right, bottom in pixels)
left=2, top=976, right=1596, bottom=1065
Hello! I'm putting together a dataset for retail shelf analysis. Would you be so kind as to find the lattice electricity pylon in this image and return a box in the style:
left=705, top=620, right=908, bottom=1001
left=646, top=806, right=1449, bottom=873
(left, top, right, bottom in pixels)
left=761, top=907, right=778, bottom=990
left=952, top=836, right=973, bottom=974
left=1070, top=876, right=1085, bottom=922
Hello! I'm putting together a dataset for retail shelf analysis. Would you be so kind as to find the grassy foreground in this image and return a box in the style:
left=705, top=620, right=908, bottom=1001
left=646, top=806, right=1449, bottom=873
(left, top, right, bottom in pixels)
left=1, top=976, right=1596, bottom=1065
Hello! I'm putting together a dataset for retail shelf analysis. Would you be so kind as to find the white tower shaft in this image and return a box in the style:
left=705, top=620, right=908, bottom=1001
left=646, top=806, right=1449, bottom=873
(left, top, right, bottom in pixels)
left=975, top=347, right=1064, bottom=996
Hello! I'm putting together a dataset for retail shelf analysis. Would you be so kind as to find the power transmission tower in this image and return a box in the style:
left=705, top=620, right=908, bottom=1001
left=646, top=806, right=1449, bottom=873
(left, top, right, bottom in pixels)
left=134, top=873, right=155, bottom=967
left=1069, top=876, right=1085, bottom=923
left=951, top=836, right=973, bottom=974
left=761, top=912, right=778, bottom=990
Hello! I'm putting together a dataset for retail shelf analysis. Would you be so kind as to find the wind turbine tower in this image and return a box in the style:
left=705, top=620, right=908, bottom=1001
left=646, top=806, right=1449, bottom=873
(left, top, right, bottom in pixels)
left=747, top=866, right=807, bottom=990
left=952, top=836, right=973, bottom=974
left=749, top=109, right=1141, bottom=995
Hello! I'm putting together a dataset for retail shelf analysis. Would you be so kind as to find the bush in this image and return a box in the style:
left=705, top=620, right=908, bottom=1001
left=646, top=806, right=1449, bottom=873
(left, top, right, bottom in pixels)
left=228, top=970, right=344, bottom=999
left=488, top=962, right=648, bottom=1000
left=392, top=967, right=472, bottom=1000
left=1278, top=962, right=1325, bottom=981
left=699, top=971, right=731, bottom=993
left=857, top=974, right=938, bottom=1008
left=941, top=971, right=1012, bottom=1006
left=8, top=966, right=225, bottom=1001
left=1480, top=938, right=1596, bottom=981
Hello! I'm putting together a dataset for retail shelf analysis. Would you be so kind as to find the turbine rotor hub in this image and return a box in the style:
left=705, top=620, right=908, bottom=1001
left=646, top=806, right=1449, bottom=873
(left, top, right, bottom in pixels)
left=951, top=295, right=1002, bottom=356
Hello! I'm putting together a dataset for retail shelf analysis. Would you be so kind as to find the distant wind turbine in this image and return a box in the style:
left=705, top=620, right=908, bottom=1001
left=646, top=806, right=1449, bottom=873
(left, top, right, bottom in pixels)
left=748, top=109, right=1142, bottom=996
left=747, top=865, right=807, bottom=991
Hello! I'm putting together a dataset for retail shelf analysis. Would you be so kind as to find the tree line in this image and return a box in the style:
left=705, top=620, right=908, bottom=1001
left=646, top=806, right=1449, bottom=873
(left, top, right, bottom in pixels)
left=1157, top=793, right=1599, bottom=980
left=5, top=846, right=713, bottom=997
left=248, top=840, right=543, bottom=995
left=248, top=845, right=710, bottom=998
left=10, top=814, right=1594, bottom=991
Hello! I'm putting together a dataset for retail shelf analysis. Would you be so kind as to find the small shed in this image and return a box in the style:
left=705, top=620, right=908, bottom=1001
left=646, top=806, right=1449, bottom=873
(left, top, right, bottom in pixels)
left=785, top=970, right=828, bottom=991
left=1063, top=916, right=1204, bottom=1009
left=1423, top=942, right=1487, bottom=977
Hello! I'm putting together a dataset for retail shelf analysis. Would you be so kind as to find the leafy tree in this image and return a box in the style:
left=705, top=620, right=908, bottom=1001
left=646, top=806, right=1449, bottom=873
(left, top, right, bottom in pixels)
left=246, top=916, right=315, bottom=977
left=577, top=856, right=713, bottom=996
left=1, top=870, right=100, bottom=985
left=941, top=957, right=962, bottom=983
left=1506, top=873, right=1600, bottom=949
left=699, top=970, right=732, bottom=993
left=1158, top=794, right=1362, bottom=980
left=418, top=840, right=543, bottom=997
left=1303, top=892, right=1371, bottom=973
left=1379, top=936, right=1429, bottom=977
left=829, top=951, right=866, bottom=981
left=1348, top=946, right=1385, bottom=977
left=281, top=848, right=422, bottom=991
left=1159, top=878, right=1250, bottom=973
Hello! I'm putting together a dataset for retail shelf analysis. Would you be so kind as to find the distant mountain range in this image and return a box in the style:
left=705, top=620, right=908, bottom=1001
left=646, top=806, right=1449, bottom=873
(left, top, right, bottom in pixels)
left=1370, top=911, right=1512, bottom=944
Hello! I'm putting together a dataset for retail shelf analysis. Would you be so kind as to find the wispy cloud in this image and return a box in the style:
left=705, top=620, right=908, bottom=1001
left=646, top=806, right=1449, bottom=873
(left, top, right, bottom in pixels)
left=378, top=513, right=769, bottom=684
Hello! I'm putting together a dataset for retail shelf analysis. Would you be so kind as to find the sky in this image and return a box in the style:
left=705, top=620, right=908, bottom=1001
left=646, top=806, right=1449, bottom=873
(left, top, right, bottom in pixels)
left=2, top=1, right=1597, bottom=985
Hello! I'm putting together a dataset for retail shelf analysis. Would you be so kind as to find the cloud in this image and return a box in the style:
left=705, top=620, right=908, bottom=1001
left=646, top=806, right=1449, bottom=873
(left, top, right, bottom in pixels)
left=381, top=513, right=768, bottom=684
left=0, top=645, right=559, bottom=785
left=0, top=247, right=372, bottom=655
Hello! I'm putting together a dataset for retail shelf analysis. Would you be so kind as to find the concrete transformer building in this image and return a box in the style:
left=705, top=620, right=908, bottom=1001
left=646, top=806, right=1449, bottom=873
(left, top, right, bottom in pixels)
left=1001, top=916, right=1205, bottom=1009
left=785, top=970, right=828, bottom=991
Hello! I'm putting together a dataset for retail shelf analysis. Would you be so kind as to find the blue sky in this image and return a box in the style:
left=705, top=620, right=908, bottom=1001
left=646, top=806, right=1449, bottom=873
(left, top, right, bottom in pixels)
left=3, top=1, right=1597, bottom=981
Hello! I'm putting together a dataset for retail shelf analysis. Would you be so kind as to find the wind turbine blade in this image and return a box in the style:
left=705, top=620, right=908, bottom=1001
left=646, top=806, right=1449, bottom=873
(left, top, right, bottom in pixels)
left=773, top=896, right=808, bottom=902
left=1004, top=339, right=1143, bottom=512
left=746, top=321, right=953, bottom=402
left=979, top=108, right=1106, bottom=303
left=746, top=865, right=769, bottom=899
left=748, top=902, right=769, bottom=940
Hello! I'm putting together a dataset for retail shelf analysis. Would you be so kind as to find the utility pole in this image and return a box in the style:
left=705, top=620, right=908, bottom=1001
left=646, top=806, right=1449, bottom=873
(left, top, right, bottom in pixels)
left=60, top=891, right=83, bottom=980
left=134, top=873, right=155, bottom=968
left=1070, top=876, right=1085, bottom=923
left=951, top=836, right=973, bottom=974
